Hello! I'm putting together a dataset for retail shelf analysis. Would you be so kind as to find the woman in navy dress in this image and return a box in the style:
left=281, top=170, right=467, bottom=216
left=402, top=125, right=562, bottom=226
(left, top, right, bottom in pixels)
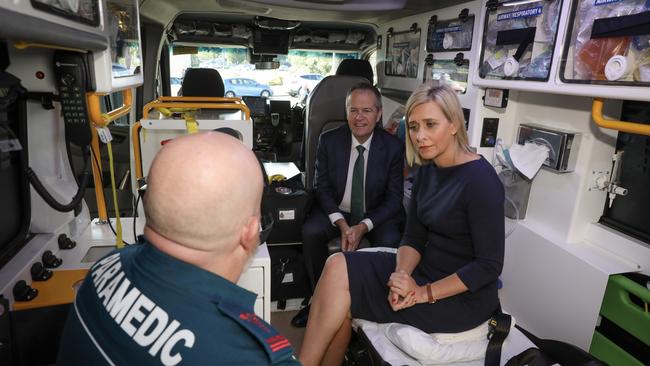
left=299, top=83, right=505, bottom=366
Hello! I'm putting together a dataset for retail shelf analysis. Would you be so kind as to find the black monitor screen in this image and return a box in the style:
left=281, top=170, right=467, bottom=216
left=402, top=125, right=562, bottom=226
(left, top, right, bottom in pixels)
left=270, top=100, right=291, bottom=115
left=242, top=96, right=268, bottom=117
left=252, top=29, right=289, bottom=55
left=31, top=0, right=100, bottom=26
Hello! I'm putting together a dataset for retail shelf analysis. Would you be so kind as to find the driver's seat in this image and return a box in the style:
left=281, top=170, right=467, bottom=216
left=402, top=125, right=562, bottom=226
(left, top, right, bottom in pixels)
left=180, top=68, right=225, bottom=97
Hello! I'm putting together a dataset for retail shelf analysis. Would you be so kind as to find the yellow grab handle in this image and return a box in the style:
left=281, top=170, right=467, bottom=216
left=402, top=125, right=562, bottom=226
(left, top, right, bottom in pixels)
left=592, top=98, right=650, bottom=137
left=142, top=97, right=250, bottom=120
left=87, top=88, right=133, bottom=128
left=134, top=97, right=252, bottom=182
left=132, top=121, right=144, bottom=181
left=90, top=127, right=108, bottom=222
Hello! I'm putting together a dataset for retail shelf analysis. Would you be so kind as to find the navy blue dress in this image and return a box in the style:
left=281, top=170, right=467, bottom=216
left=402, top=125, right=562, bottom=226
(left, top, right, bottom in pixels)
left=344, top=156, right=505, bottom=333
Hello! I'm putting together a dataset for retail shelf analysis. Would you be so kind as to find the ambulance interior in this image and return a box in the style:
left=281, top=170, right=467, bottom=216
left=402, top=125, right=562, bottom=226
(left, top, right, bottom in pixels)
left=0, top=0, right=649, bottom=365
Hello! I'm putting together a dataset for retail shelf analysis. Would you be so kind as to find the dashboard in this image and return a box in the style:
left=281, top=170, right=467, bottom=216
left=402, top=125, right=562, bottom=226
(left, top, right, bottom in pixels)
left=242, top=97, right=303, bottom=162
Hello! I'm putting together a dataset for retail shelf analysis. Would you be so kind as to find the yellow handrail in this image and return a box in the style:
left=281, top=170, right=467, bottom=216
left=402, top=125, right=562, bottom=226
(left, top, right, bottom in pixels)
left=592, top=98, right=650, bottom=137
left=142, top=97, right=250, bottom=120
left=87, top=88, right=133, bottom=128
left=134, top=97, right=252, bottom=181
left=90, top=127, right=108, bottom=222
left=132, top=121, right=144, bottom=181
left=13, top=41, right=87, bottom=53
left=157, top=96, right=242, bottom=103
left=85, top=88, right=134, bottom=223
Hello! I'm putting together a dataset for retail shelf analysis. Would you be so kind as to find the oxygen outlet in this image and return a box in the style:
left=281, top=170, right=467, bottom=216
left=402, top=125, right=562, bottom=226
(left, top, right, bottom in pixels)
left=604, top=55, right=632, bottom=81
left=503, top=57, right=520, bottom=77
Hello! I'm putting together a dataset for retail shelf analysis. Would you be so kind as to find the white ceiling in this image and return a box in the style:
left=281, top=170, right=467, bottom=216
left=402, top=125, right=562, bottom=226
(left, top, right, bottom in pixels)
left=140, top=0, right=471, bottom=29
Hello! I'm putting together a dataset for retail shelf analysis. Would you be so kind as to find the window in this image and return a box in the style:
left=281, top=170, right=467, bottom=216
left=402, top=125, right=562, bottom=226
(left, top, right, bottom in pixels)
left=169, top=45, right=359, bottom=104
left=368, top=50, right=377, bottom=85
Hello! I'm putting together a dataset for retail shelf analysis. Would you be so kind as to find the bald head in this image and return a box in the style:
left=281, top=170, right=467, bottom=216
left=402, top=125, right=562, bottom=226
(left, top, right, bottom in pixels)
left=143, top=132, right=263, bottom=253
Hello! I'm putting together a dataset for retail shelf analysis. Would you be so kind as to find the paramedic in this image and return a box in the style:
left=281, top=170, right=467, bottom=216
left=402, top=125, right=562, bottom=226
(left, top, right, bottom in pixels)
left=58, top=132, right=300, bottom=365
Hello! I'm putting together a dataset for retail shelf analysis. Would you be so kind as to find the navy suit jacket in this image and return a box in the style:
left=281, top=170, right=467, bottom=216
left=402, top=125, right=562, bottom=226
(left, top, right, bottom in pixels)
left=313, top=125, right=405, bottom=227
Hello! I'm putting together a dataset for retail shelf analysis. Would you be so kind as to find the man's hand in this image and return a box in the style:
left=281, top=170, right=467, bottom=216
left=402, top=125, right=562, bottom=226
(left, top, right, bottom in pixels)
left=386, top=270, right=424, bottom=311
left=343, top=223, right=368, bottom=252
left=335, top=219, right=351, bottom=252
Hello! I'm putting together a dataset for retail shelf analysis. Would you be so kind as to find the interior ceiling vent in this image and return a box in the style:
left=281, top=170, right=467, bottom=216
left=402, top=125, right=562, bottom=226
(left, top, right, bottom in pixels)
left=239, top=0, right=407, bottom=11
left=295, top=0, right=348, bottom=3
left=217, top=0, right=272, bottom=15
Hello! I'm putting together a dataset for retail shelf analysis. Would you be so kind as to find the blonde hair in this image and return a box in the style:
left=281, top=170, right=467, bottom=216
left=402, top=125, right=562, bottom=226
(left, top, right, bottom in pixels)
left=404, top=82, right=471, bottom=166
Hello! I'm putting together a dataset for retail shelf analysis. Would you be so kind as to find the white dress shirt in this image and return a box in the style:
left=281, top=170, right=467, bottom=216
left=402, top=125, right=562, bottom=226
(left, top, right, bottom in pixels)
left=328, top=133, right=374, bottom=231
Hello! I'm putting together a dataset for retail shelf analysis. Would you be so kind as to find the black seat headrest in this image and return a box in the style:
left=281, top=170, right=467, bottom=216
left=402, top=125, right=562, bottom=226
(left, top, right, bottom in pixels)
left=336, top=59, right=374, bottom=83
left=180, top=68, right=225, bottom=97
left=213, top=127, right=243, bottom=141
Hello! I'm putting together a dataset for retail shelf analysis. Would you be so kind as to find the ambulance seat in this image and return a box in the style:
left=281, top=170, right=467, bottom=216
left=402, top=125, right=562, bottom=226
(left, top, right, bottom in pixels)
left=351, top=247, right=605, bottom=366
left=179, top=68, right=225, bottom=97
left=335, top=59, right=374, bottom=83
left=303, top=74, right=368, bottom=190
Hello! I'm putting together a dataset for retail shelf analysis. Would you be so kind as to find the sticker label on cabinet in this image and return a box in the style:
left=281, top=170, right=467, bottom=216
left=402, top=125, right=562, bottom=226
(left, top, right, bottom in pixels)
left=594, top=0, right=621, bottom=5
left=497, top=6, right=543, bottom=21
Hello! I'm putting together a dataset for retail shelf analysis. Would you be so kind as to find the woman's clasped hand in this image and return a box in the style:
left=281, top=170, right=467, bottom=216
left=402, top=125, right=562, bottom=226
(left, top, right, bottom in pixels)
left=387, top=270, right=423, bottom=311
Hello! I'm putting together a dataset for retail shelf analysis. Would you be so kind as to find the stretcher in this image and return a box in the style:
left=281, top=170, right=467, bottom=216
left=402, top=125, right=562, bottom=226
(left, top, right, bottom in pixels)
left=348, top=248, right=601, bottom=366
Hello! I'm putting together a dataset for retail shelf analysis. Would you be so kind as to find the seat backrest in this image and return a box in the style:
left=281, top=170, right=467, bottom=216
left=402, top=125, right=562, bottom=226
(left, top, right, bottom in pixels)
left=180, top=68, right=225, bottom=97
left=336, top=59, right=374, bottom=83
left=304, top=74, right=368, bottom=189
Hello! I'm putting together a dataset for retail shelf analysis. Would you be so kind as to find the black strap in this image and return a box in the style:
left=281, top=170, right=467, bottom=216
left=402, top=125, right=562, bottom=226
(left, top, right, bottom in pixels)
left=514, top=324, right=607, bottom=366
left=591, top=10, right=650, bottom=39
left=496, top=27, right=537, bottom=62
left=504, top=347, right=554, bottom=366
left=485, top=311, right=512, bottom=366
left=0, top=41, right=8, bottom=71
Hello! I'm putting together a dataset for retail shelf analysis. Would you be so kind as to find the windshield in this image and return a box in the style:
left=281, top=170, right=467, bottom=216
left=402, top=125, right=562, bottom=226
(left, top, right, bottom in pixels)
left=169, top=45, right=359, bottom=105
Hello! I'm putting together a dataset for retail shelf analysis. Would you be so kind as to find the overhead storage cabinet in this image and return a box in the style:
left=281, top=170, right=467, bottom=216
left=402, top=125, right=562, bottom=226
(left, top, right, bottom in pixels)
left=427, top=15, right=474, bottom=52
left=423, top=57, right=470, bottom=94
left=561, top=0, right=650, bottom=85
left=478, top=0, right=562, bottom=81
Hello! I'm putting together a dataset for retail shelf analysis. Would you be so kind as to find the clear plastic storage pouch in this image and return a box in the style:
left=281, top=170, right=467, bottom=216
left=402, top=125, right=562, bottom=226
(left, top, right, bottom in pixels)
left=423, top=58, right=470, bottom=94
left=478, top=0, right=562, bottom=81
left=561, top=0, right=650, bottom=85
left=427, top=16, right=475, bottom=52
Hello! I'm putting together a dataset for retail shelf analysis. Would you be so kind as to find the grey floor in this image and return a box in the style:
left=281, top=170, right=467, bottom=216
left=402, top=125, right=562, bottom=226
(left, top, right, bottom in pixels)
left=271, top=310, right=306, bottom=352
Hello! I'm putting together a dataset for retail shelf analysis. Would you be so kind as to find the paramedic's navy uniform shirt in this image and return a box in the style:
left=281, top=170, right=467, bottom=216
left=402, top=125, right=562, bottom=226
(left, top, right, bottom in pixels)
left=58, top=241, right=300, bottom=365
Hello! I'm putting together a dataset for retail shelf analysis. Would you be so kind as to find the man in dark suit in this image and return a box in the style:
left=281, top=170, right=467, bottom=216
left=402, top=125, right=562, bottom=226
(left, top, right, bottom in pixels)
left=292, top=83, right=405, bottom=327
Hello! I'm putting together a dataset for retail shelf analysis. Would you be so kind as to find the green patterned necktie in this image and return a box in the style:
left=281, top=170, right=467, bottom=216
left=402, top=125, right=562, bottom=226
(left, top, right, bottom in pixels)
left=350, top=145, right=365, bottom=225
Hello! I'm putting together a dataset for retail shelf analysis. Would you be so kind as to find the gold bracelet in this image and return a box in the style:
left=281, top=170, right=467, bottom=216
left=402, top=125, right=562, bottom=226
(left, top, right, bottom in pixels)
left=426, top=284, right=436, bottom=304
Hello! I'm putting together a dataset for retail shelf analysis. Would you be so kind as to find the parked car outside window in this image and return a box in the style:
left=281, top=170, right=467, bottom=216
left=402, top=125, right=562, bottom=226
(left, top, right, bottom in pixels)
left=224, top=78, right=273, bottom=98
left=287, top=73, right=324, bottom=97
left=170, top=76, right=183, bottom=96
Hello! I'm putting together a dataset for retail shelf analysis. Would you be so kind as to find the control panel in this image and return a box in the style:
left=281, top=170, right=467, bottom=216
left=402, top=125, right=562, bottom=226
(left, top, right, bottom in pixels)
left=53, top=51, right=94, bottom=147
left=243, top=97, right=301, bottom=159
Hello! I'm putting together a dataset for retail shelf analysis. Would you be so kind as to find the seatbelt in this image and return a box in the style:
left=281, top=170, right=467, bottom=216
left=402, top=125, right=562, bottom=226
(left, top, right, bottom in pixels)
left=504, top=348, right=554, bottom=366
left=485, top=310, right=512, bottom=366
left=0, top=40, right=9, bottom=71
